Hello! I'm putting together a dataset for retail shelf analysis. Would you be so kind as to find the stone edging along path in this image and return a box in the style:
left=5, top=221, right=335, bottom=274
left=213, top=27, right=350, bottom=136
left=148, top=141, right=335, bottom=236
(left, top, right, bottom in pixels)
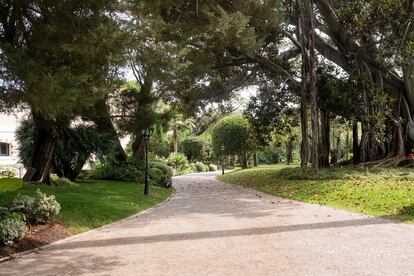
left=0, top=172, right=413, bottom=276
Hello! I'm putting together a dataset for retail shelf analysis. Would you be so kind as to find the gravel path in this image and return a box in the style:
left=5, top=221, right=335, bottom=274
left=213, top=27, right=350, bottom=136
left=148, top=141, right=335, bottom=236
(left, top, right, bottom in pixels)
left=1, top=172, right=414, bottom=276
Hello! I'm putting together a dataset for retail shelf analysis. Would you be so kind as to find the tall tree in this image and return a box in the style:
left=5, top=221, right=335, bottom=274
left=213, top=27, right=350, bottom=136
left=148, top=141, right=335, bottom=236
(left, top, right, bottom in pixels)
left=0, top=1, right=126, bottom=183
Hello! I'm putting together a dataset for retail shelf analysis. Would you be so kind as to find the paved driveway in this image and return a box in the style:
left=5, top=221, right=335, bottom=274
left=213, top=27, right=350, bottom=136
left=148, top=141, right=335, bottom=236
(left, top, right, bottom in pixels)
left=1, top=172, right=414, bottom=276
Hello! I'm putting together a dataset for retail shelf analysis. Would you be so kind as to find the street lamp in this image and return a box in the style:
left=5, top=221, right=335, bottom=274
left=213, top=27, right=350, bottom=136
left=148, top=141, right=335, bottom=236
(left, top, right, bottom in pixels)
left=142, top=128, right=154, bottom=196
left=221, top=145, right=225, bottom=175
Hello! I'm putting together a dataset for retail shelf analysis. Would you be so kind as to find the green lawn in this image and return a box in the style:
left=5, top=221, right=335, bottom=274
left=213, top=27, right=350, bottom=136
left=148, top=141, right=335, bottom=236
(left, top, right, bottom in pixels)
left=218, top=164, right=414, bottom=223
left=0, top=180, right=172, bottom=233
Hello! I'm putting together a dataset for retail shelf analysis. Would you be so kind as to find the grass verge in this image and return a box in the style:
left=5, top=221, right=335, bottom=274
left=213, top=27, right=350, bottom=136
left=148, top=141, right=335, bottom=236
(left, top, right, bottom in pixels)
left=218, top=164, right=414, bottom=223
left=0, top=180, right=172, bottom=233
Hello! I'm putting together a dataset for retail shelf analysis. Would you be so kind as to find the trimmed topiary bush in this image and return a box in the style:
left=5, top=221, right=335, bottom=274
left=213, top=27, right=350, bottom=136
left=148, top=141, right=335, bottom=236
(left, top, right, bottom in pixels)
left=0, top=212, right=26, bottom=245
left=180, top=137, right=210, bottom=162
left=31, top=190, right=61, bottom=223
left=194, top=162, right=206, bottom=172
left=211, top=115, right=258, bottom=169
left=208, top=164, right=218, bottom=171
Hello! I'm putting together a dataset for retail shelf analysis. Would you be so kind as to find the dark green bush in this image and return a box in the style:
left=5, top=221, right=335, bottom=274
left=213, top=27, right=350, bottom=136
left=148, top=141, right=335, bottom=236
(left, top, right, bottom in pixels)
left=194, top=162, right=206, bottom=172
left=150, top=162, right=174, bottom=178
left=86, top=159, right=173, bottom=188
left=180, top=137, right=210, bottom=162
left=0, top=212, right=26, bottom=245
left=16, top=119, right=115, bottom=181
left=87, top=159, right=145, bottom=182
left=149, top=167, right=171, bottom=188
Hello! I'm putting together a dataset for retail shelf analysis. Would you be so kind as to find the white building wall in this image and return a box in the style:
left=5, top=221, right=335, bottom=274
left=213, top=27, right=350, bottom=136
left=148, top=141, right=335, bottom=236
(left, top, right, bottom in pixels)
left=0, top=113, right=26, bottom=177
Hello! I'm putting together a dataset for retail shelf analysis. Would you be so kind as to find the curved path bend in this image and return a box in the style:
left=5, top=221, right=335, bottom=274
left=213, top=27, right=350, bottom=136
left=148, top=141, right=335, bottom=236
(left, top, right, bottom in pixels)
left=1, top=172, right=414, bottom=276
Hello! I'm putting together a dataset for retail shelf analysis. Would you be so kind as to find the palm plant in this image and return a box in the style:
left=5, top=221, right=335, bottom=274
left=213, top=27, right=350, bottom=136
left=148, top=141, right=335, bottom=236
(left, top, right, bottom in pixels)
left=170, top=115, right=195, bottom=153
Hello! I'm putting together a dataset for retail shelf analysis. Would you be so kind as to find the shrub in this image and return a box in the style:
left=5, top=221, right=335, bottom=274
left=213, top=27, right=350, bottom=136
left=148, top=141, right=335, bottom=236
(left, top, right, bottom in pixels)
left=0, top=212, right=26, bottom=245
left=150, top=162, right=174, bottom=178
left=31, top=190, right=61, bottom=223
left=180, top=137, right=210, bottom=162
left=12, top=194, right=34, bottom=215
left=208, top=164, right=218, bottom=171
left=87, top=159, right=144, bottom=182
left=52, top=176, right=79, bottom=187
left=194, top=162, right=206, bottom=172
left=190, top=163, right=197, bottom=172
left=167, top=153, right=189, bottom=171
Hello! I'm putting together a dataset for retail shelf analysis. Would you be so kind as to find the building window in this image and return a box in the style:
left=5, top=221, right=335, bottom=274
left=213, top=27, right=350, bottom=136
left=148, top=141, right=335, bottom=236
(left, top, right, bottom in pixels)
left=0, top=143, right=10, bottom=156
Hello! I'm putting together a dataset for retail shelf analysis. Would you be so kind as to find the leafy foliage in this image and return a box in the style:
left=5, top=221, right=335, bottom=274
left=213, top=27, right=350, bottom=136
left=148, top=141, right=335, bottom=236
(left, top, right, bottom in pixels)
left=16, top=119, right=115, bottom=181
left=245, top=82, right=299, bottom=145
left=31, top=190, right=61, bottom=223
left=180, top=137, right=211, bottom=162
left=0, top=212, right=26, bottom=245
left=86, top=159, right=172, bottom=187
left=211, top=115, right=258, bottom=156
left=150, top=162, right=174, bottom=178
left=167, top=153, right=189, bottom=171
left=0, top=0, right=127, bottom=119
left=86, top=159, right=144, bottom=183
left=11, top=189, right=62, bottom=224
left=12, top=194, right=35, bottom=215
left=194, top=162, right=206, bottom=173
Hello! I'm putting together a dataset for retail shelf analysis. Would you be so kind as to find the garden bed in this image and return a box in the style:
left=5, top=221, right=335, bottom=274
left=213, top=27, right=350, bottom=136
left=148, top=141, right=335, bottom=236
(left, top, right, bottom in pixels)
left=1, top=223, right=72, bottom=258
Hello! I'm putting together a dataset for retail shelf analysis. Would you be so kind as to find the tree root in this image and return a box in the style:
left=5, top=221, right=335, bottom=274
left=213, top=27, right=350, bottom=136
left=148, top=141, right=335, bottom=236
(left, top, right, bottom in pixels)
left=358, top=156, right=408, bottom=168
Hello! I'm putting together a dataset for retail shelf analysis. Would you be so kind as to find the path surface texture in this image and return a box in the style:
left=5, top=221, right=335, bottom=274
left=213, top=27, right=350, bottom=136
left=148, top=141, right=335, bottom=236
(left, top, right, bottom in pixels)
left=1, top=172, right=414, bottom=276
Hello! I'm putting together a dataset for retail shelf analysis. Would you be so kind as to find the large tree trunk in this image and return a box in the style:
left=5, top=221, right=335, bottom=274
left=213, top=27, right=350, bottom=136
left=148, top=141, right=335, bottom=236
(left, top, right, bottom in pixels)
left=345, top=129, right=350, bottom=160
left=240, top=152, right=248, bottom=169
left=23, top=113, right=55, bottom=184
left=307, top=0, right=319, bottom=173
left=90, top=99, right=127, bottom=162
left=298, top=2, right=309, bottom=173
left=132, top=134, right=145, bottom=161
left=172, top=128, right=178, bottom=153
left=298, top=0, right=318, bottom=173
left=319, top=110, right=330, bottom=167
left=253, top=152, right=258, bottom=167
left=286, top=139, right=294, bottom=165
left=352, top=121, right=360, bottom=164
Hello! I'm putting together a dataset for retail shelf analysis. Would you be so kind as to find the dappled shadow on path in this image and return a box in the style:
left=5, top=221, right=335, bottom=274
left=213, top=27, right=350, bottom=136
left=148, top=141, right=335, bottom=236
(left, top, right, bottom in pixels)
left=0, top=251, right=121, bottom=276
left=49, top=218, right=390, bottom=251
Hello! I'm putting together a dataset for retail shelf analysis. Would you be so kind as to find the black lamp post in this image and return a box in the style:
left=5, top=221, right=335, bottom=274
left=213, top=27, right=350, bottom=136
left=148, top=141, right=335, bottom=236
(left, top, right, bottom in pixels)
left=221, top=145, right=225, bottom=175
left=142, top=128, right=154, bottom=196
